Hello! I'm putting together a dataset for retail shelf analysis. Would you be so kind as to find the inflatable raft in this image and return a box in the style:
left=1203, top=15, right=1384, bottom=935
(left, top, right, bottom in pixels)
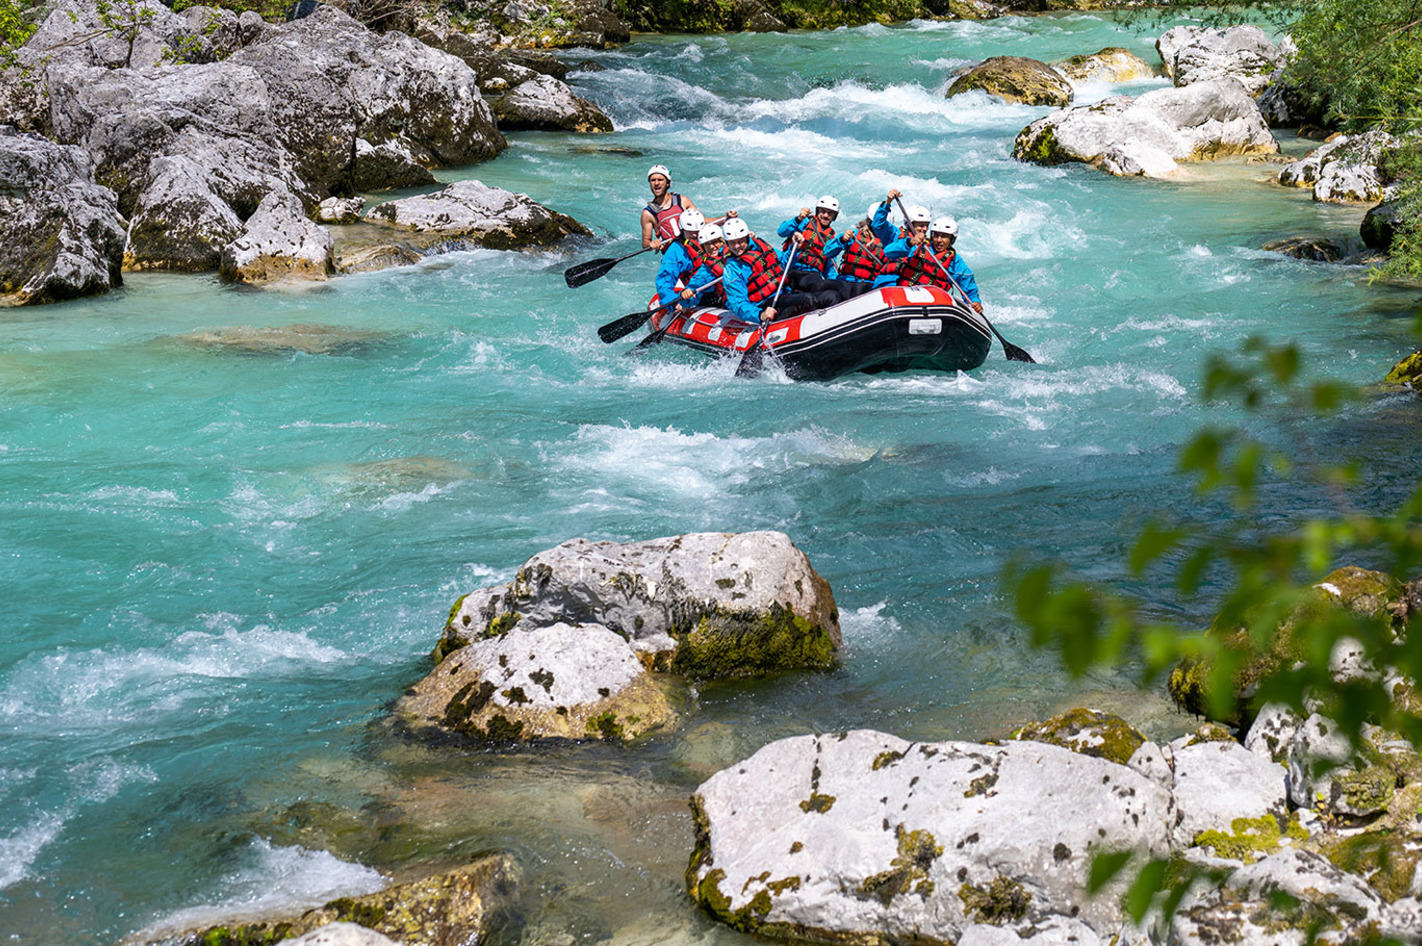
left=643, top=285, right=993, bottom=380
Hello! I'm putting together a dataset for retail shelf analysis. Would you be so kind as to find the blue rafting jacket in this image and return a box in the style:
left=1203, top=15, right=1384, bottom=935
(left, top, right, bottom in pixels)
left=776, top=216, right=845, bottom=272
left=869, top=201, right=897, bottom=246
left=723, top=244, right=791, bottom=323
left=654, top=239, right=698, bottom=308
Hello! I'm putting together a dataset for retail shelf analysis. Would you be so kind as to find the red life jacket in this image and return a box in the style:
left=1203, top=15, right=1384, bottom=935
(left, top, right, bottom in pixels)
left=896, top=245, right=954, bottom=291
left=839, top=230, right=885, bottom=281
left=646, top=193, right=685, bottom=245
left=738, top=236, right=784, bottom=304
left=782, top=217, right=834, bottom=274
left=690, top=257, right=726, bottom=306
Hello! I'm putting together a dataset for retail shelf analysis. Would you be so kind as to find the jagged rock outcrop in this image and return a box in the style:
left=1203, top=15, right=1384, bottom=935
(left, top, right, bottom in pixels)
left=218, top=189, right=334, bottom=283
left=142, top=854, right=519, bottom=946
left=398, top=532, right=840, bottom=745
left=1049, top=47, right=1155, bottom=84
left=488, top=74, right=615, bottom=132
left=1278, top=130, right=1401, bottom=203
left=367, top=180, right=590, bottom=250
left=1262, top=236, right=1344, bottom=262
left=317, top=196, right=366, bottom=224
left=0, top=132, right=126, bottom=305
left=1157, top=25, right=1283, bottom=95
left=947, top=56, right=1072, bottom=106
left=1013, top=79, right=1277, bottom=179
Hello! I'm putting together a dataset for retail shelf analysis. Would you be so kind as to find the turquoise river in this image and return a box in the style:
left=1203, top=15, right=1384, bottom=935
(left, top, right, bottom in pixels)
left=2, top=11, right=1421, bottom=945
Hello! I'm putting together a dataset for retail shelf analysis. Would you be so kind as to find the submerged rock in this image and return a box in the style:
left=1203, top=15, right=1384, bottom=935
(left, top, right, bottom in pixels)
left=433, top=531, right=840, bottom=678
left=0, top=132, right=126, bottom=305
left=219, top=189, right=335, bottom=284
left=367, top=180, right=590, bottom=249
left=1157, top=24, right=1283, bottom=96
left=1013, top=79, right=1277, bottom=179
left=147, top=854, right=519, bottom=946
left=688, top=731, right=1171, bottom=944
left=1050, top=47, right=1156, bottom=84
left=946, top=56, right=1072, bottom=107
left=1386, top=350, right=1422, bottom=392
left=1262, top=236, right=1344, bottom=262
left=276, top=924, right=399, bottom=946
left=173, top=324, right=386, bottom=355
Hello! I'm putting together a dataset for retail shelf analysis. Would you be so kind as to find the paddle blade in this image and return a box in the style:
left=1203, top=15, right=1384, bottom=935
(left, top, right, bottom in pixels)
left=1002, top=340, right=1036, bottom=364
left=734, top=345, right=765, bottom=378
left=564, top=256, right=619, bottom=288
left=629, top=327, right=671, bottom=353
left=597, top=310, right=653, bottom=343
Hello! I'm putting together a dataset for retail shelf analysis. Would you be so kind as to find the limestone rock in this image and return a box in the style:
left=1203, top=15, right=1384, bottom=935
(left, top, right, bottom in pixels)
left=1011, top=707, right=1145, bottom=765
left=1170, top=849, right=1383, bottom=944
left=488, top=74, right=614, bottom=133
left=335, top=243, right=426, bottom=274
left=397, top=621, right=676, bottom=744
left=1261, top=236, right=1343, bottom=262
left=434, top=531, right=840, bottom=679
left=1050, top=47, right=1156, bottom=84
left=1243, top=702, right=1301, bottom=764
left=1170, top=740, right=1288, bottom=848
left=1156, top=25, right=1283, bottom=95
left=367, top=180, right=590, bottom=250
left=219, top=189, right=334, bottom=284
left=947, top=56, right=1072, bottom=107
left=23, top=0, right=214, bottom=70
left=172, top=324, right=385, bottom=355
left=1386, top=350, right=1422, bottom=392
left=318, top=197, right=366, bottom=224
left=1013, top=79, right=1278, bottom=179
left=1278, top=130, right=1400, bottom=204
left=351, top=138, right=438, bottom=192
left=1288, top=713, right=1368, bottom=812
left=276, top=923, right=400, bottom=946
left=1362, top=199, right=1402, bottom=252
left=160, top=854, right=519, bottom=946
left=0, top=132, right=126, bottom=305
left=688, top=731, right=1172, bottom=944
left=946, top=0, right=1006, bottom=17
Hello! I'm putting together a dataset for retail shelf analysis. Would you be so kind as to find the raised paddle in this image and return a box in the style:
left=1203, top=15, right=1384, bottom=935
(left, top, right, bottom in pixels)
left=892, top=196, right=1036, bottom=365
left=565, top=245, right=656, bottom=289
left=630, top=277, right=725, bottom=352
left=735, top=243, right=797, bottom=378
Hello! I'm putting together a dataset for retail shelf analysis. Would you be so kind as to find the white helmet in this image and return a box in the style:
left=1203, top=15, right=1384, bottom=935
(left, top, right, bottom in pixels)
left=865, top=203, right=880, bottom=223
left=907, top=205, right=932, bottom=225
left=698, top=223, right=723, bottom=243
left=722, top=218, right=751, bottom=241
left=647, top=164, right=671, bottom=182
left=930, top=215, right=959, bottom=237
left=815, top=195, right=840, bottom=215
left=679, top=208, right=705, bottom=232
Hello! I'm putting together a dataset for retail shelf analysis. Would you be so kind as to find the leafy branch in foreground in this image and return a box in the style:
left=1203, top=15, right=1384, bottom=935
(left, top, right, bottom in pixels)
left=1005, top=338, right=1422, bottom=932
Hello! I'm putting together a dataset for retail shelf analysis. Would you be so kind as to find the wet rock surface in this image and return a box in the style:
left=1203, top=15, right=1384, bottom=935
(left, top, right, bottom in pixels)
left=947, top=56, right=1073, bottom=106
left=1278, top=130, right=1402, bottom=204
left=219, top=189, right=334, bottom=284
left=1014, top=79, right=1278, bottom=179
left=1050, top=46, right=1156, bottom=83
left=1262, top=236, right=1344, bottom=262
left=367, top=180, right=590, bottom=249
left=0, top=132, right=126, bottom=305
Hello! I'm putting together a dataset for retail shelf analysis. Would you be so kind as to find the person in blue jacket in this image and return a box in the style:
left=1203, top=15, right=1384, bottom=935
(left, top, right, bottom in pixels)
left=654, top=208, right=708, bottom=310
left=776, top=195, right=868, bottom=300
left=873, top=194, right=932, bottom=288
left=721, top=218, right=836, bottom=324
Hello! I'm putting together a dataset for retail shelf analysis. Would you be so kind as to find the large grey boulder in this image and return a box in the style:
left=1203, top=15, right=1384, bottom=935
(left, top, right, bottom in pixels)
left=1013, top=79, right=1278, bottom=179
left=23, top=0, right=214, bottom=70
left=0, top=132, right=126, bottom=305
left=488, top=74, right=614, bottom=133
left=1169, top=848, right=1383, bottom=945
left=397, top=621, right=677, bottom=744
left=367, top=180, right=590, bottom=250
left=1169, top=739, right=1289, bottom=848
left=1157, top=25, right=1283, bottom=95
left=947, top=56, right=1072, bottom=107
left=1278, top=130, right=1400, bottom=203
left=219, top=189, right=334, bottom=284
left=227, top=6, right=504, bottom=191
left=688, top=731, right=1172, bottom=944
left=433, top=531, right=840, bottom=679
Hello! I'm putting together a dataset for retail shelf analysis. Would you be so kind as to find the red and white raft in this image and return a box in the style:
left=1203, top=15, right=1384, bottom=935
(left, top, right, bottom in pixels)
left=644, top=285, right=993, bottom=380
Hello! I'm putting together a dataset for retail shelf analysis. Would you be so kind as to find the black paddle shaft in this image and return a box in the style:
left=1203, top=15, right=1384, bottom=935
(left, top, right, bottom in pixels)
left=565, top=246, right=656, bottom=289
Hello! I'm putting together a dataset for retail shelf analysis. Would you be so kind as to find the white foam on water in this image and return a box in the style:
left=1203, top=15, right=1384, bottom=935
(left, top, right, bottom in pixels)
left=147, top=838, right=387, bottom=935
left=374, top=481, right=447, bottom=512
left=739, top=81, right=955, bottom=123
left=840, top=601, right=901, bottom=647
left=0, top=626, right=348, bottom=727
left=975, top=205, right=1087, bottom=261
left=0, top=813, right=64, bottom=890
left=84, top=485, right=183, bottom=506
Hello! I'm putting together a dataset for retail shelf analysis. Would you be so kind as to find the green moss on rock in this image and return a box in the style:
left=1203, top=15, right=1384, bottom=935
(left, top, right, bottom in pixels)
left=859, top=827, right=943, bottom=904
left=958, top=875, right=1031, bottom=925
left=669, top=602, right=839, bottom=679
left=1192, top=814, right=1307, bottom=863
left=1386, top=350, right=1422, bottom=388
left=1012, top=708, right=1146, bottom=765
left=1322, top=829, right=1421, bottom=902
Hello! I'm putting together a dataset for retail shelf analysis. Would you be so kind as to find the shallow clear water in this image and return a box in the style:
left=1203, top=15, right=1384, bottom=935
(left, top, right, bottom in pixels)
left=3, top=12, right=1422, bottom=945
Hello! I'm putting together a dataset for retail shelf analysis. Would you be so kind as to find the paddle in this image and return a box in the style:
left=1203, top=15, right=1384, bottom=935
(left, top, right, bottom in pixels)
left=892, top=196, right=1036, bottom=364
left=735, top=243, right=797, bottom=378
left=565, top=245, right=656, bottom=289
left=630, top=276, right=725, bottom=352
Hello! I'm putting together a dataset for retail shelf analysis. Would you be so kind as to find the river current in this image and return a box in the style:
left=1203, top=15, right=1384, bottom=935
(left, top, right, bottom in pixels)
left=3, top=12, right=1421, bottom=944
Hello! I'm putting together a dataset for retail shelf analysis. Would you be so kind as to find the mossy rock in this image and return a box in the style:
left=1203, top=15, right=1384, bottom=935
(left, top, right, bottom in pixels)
left=1012, top=123, right=1068, bottom=166
left=1321, top=828, right=1422, bottom=902
left=1192, top=813, right=1307, bottom=864
left=947, top=56, right=1072, bottom=107
left=1166, top=566, right=1402, bottom=725
left=958, top=875, right=1031, bottom=925
left=1011, top=707, right=1145, bottom=765
left=669, top=602, right=839, bottom=679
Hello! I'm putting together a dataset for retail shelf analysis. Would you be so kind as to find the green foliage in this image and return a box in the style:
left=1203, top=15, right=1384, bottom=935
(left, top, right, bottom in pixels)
left=1288, top=0, right=1422, bottom=132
